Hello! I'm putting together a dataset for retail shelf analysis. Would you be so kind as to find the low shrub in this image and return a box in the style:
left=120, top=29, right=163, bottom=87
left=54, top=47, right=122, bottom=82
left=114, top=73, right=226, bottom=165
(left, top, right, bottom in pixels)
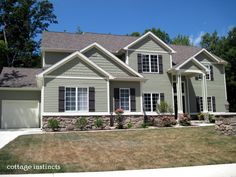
left=209, top=114, right=215, bottom=123
left=48, top=119, right=59, bottom=131
left=94, top=117, right=104, bottom=129
left=156, top=116, right=177, bottom=127
left=179, top=113, right=191, bottom=126
left=141, top=122, right=149, bottom=128
left=197, top=113, right=205, bottom=120
left=126, top=120, right=133, bottom=129
left=76, top=117, right=88, bottom=130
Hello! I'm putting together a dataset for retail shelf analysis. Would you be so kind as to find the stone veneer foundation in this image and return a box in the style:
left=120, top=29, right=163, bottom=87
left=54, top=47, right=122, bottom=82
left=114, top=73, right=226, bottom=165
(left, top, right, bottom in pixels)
left=42, top=115, right=175, bottom=131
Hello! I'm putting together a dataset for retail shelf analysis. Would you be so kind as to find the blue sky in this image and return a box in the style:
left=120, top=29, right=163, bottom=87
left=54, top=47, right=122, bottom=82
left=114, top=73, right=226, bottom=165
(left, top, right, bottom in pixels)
left=48, top=0, right=236, bottom=45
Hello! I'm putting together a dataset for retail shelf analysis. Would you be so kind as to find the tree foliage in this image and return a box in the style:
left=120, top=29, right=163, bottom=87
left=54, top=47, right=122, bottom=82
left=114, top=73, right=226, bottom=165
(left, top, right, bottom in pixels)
left=0, top=0, right=57, bottom=68
left=130, top=32, right=141, bottom=37
left=172, top=35, right=191, bottom=46
left=200, top=28, right=236, bottom=111
left=144, top=28, right=171, bottom=44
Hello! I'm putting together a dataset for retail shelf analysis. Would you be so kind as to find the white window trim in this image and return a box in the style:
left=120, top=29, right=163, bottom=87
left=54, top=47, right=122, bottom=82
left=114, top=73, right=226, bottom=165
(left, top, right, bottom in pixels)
left=119, top=88, right=131, bottom=112
left=143, top=92, right=160, bottom=112
left=141, top=54, right=159, bottom=73
left=65, top=86, right=89, bottom=112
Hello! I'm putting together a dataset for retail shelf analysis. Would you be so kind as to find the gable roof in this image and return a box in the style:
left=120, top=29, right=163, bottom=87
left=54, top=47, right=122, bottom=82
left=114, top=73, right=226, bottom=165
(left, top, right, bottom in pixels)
left=123, top=31, right=176, bottom=53
left=80, top=43, right=144, bottom=78
left=0, top=67, right=42, bottom=88
left=37, top=51, right=113, bottom=79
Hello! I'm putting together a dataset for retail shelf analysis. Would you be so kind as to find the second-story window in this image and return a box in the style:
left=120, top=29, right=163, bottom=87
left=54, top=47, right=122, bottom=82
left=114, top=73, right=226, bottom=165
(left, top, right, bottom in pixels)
left=141, top=54, right=159, bottom=73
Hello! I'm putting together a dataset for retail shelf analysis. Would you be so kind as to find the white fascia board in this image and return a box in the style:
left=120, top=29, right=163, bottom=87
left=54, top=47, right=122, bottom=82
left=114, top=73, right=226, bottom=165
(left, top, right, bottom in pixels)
left=175, top=57, right=209, bottom=72
left=192, top=48, right=220, bottom=63
left=37, top=51, right=114, bottom=79
left=80, top=42, right=144, bottom=78
left=123, top=31, right=176, bottom=53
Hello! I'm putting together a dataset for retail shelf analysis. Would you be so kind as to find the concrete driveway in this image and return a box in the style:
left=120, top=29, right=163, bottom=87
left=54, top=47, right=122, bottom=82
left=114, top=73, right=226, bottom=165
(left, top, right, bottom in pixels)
left=0, top=128, right=43, bottom=149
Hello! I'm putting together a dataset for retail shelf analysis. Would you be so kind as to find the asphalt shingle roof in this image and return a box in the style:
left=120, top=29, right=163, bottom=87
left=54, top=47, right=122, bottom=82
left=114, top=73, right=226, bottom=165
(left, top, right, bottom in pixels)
left=0, top=67, right=42, bottom=88
left=42, top=31, right=203, bottom=65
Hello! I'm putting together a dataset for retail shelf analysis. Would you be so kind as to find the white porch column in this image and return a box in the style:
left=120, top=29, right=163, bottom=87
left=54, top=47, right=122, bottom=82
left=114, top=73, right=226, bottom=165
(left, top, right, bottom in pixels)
left=202, top=73, right=208, bottom=113
left=176, top=73, right=183, bottom=115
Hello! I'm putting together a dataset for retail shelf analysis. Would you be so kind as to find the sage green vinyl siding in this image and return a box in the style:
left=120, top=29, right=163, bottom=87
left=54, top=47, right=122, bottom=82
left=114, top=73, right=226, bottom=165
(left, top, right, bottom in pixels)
left=180, top=61, right=202, bottom=70
left=44, top=78, right=107, bottom=112
left=128, top=50, right=173, bottom=107
left=188, top=53, right=227, bottom=112
left=130, top=36, right=166, bottom=51
left=0, top=90, right=41, bottom=127
left=83, top=48, right=134, bottom=77
left=45, top=52, right=71, bottom=65
left=110, top=81, right=141, bottom=112
left=48, top=57, right=105, bottom=77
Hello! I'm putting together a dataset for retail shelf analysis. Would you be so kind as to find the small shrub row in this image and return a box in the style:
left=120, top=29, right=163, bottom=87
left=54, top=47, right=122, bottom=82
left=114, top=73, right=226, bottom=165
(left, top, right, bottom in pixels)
left=48, top=116, right=104, bottom=131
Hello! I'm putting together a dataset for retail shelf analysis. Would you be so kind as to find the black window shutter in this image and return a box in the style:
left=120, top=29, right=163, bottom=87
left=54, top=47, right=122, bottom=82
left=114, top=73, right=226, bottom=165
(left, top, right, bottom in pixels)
left=158, top=55, right=163, bottom=74
left=137, top=54, right=142, bottom=73
left=160, top=93, right=165, bottom=102
left=130, top=88, right=136, bottom=112
left=210, top=65, right=214, bottom=81
left=89, top=87, right=95, bottom=112
left=114, top=88, right=120, bottom=110
left=212, top=96, right=216, bottom=112
left=58, top=86, right=65, bottom=112
left=196, top=96, right=200, bottom=112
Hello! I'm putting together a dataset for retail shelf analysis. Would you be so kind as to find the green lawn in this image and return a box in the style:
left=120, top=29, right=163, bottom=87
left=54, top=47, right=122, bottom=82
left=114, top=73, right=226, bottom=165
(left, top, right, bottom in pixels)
left=1, top=126, right=236, bottom=174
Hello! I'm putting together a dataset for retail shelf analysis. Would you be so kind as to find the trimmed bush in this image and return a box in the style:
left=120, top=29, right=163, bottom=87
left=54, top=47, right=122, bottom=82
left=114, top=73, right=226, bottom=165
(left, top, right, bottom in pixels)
left=48, top=119, right=59, bottom=131
left=76, top=117, right=88, bottom=130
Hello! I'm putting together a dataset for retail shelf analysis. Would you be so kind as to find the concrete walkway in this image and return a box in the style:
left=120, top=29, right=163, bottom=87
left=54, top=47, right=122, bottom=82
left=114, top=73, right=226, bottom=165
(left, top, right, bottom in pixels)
left=0, top=128, right=43, bottom=149
left=2, top=163, right=236, bottom=177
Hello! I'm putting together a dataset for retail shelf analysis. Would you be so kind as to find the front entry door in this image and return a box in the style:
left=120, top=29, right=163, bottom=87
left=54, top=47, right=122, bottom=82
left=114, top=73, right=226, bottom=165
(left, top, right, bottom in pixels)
left=173, top=82, right=186, bottom=119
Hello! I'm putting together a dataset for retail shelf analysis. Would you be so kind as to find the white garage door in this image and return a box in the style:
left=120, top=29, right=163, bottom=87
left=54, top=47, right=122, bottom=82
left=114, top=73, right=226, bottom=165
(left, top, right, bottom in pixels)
left=1, top=100, right=39, bottom=129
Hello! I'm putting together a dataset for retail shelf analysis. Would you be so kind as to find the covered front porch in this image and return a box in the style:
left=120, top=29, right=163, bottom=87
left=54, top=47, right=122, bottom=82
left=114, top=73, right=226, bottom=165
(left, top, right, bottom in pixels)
left=168, top=57, right=209, bottom=120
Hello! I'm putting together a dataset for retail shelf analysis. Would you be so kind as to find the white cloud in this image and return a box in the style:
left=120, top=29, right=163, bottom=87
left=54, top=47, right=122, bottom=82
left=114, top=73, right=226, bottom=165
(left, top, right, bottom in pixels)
left=189, top=31, right=205, bottom=46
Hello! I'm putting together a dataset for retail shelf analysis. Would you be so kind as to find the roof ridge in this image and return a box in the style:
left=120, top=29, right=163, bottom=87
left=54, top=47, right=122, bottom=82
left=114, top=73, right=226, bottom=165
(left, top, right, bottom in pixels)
left=43, top=30, right=139, bottom=38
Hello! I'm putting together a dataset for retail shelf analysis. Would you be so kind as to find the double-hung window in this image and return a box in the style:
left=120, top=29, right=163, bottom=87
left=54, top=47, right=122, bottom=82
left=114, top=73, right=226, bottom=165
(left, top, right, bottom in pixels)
left=143, top=93, right=160, bottom=112
left=65, top=87, right=88, bottom=111
left=65, top=87, right=76, bottom=111
left=120, top=88, right=130, bottom=111
left=142, top=54, right=159, bottom=73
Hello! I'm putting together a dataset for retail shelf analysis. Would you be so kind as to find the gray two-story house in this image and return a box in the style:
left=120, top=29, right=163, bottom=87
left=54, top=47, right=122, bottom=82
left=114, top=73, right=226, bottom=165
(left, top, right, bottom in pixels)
left=0, top=31, right=228, bottom=129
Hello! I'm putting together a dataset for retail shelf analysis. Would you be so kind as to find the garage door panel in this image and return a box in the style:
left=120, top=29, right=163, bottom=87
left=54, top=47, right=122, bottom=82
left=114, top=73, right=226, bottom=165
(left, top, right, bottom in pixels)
left=1, top=100, right=39, bottom=129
